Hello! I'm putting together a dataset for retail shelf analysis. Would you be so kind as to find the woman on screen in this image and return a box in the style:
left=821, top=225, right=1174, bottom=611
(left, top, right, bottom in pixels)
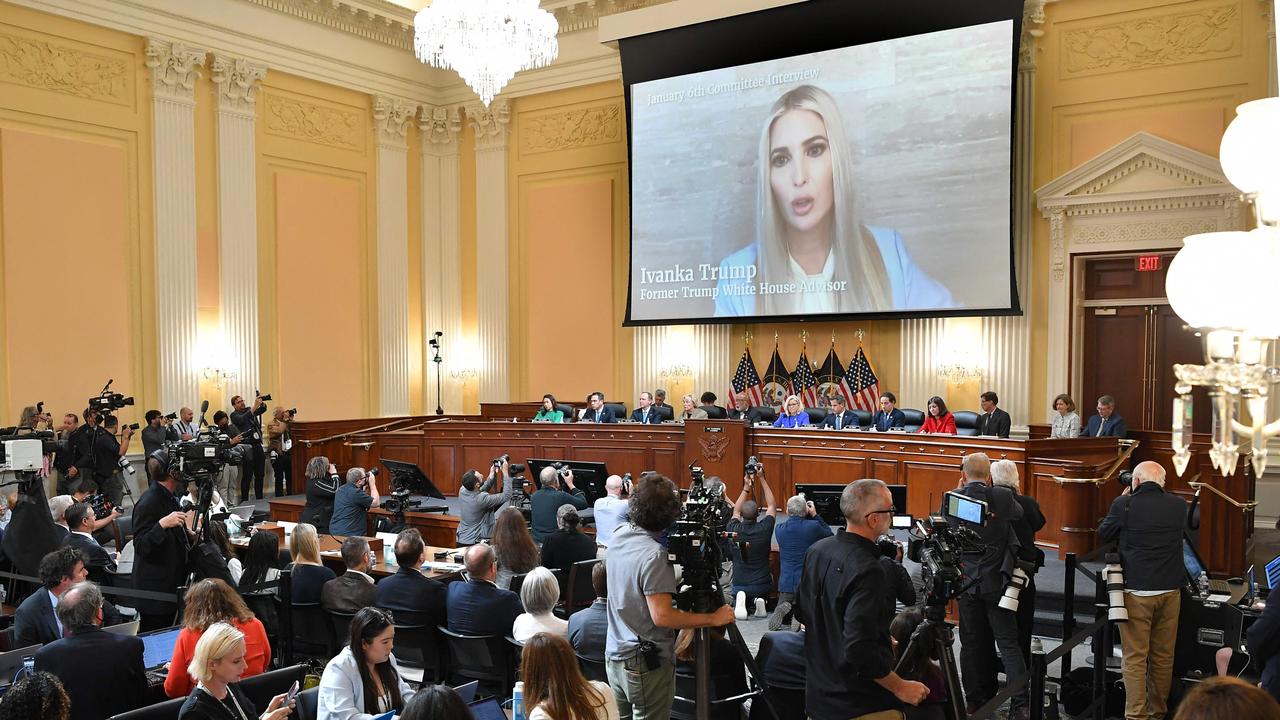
left=917, top=396, right=956, bottom=435
left=714, top=84, right=953, bottom=317
left=773, top=395, right=809, bottom=428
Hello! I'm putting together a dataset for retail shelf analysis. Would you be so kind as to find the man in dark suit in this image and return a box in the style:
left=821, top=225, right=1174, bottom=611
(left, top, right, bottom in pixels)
left=630, top=392, right=662, bottom=424
left=230, top=392, right=269, bottom=501
left=580, top=391, right=617, bottom=423
left=820, top=395, right=859, bottom=430
left=976, top=391, right=1012, bottom=438
left=34, top=581, right=147, bottom=720
left=63, top=502, right=116, bottom=584
left=133, top=451, right=195, bottom=632
left=15, top=546, right=88, bottom=647
left=1081, top=395, right=1127, bottom=438
left=321, top=536, right=376, bottom=613
left=375, top=528, right=447, bottom=627
left=49, top=494, right=73, bottom=543
left=446, top=544, right=523, bottom=637
left=871, top=392, right=907, bottom=431
left=568, top=562, right=609, bottom=664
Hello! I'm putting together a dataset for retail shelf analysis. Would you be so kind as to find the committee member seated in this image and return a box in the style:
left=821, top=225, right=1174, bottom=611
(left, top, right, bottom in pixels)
left=62, top=501, right=116, bottom=583
left=321, top=537, right=377, bottom=614
left=820, top=394, right=859, bottom=430
left=773, top=394, right=808, bottom=428
left=873, top=392, right=907, bottom=431
left=457, top=460, right=513, bottom=546
left=976, top=391, right=1011, bottom=438
left=375, top=528, right=447, bottom=628
left=1081, top=394, right=1127, bottom=438
left=918, top=396, right=957, bottom=435
left=287, top=523, right=337, bottom=604
left=1050, top=393, right=1082, bottom=439
left=700, top=391, right=724, bottom=418
left=447, top=544, right=523, bottom=638
left=727, top=392, right=763, bottom=422
left=165, top=579, right=272, bottom=698
left=34, top=582, right=147, bottom=720
left=17, top=546, right=121, bottom=647
left=630, top=392, right=662, bottom=424
left=531, top=466, right=588, bottom=544
left=568, top=562, right=609, bottom=664
left=727, top=469, right=777, bottom=619
left=513, top=567, right=568, bottom=642
left=680, top=394, right=709, bottom=421
left=177, top=622, right=294, bottom=720
left=533, top=394, right=565, bottom=423
left=300, top=456, right=341, bottom=533
left=319, top=608, right=416, bottom=720
left=653, top=388, right=670, bottom=412
left=329, top=467, right=380, bottom=537
left=580, top=392, right=616, bottom=423
left=770, top=493, right=832, bottom=631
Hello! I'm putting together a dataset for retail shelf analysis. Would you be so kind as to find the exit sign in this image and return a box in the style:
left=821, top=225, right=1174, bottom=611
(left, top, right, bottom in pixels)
left=1136, top=255, right=1163, bottom=272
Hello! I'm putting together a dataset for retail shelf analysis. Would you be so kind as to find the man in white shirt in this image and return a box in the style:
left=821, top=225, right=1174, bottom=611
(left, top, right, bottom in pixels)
left=592, top=475, right=630, bottom=557
left=173, top=407, right=198, bottom=441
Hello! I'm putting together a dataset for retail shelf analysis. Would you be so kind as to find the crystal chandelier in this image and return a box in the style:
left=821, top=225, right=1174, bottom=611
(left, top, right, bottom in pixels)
left=1166, top=97, right=1280, bottom=477
left=414, top=0, right=559, bottom=107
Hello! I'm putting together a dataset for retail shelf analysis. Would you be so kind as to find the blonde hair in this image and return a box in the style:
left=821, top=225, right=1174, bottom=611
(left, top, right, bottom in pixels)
left=783, top=394, right=803, bottom=414
left=187, top=622, right=245, bottom=684
left=757, top=84, right=890, bottom=314
left=290, top=523, right=321, bottom=565
left=990, top=460, right=1019, bottom=491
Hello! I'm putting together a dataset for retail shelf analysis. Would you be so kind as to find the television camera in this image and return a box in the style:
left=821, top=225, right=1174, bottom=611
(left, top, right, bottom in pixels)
left=88, top=379, right=134, bottom=418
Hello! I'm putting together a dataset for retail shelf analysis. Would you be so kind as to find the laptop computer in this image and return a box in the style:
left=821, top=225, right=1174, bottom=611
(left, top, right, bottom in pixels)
left=468, top=698, right=506, bottom=720
left=453, top=681, right=479, bottom=704
left=103, top=619, right=140, bottom=636
left=1182, top=538, right=1231, bottom=596
left=140, top=626, right=183, bottom=671
left=228, top=505, right=255, bottom=522
left=0, top=645, right=41, bottom=686
left=1264, top=552, right=1280, bottom=591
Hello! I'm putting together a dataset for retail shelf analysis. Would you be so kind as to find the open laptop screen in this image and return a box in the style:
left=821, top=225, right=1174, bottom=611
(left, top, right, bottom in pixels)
left=141, top=627, right=182, bottom=670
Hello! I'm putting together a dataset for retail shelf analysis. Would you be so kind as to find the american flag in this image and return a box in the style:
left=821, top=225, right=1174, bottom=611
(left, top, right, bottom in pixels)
left=729, top=348, right=765, bottom=408
left=791, top=349, right=820, bottom=409
left=846, top=347, right=881, bottom=412
left=815, top=344, right=855, bottom=409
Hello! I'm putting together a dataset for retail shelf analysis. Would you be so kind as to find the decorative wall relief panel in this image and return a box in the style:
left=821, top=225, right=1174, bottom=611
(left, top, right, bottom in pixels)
left=0, top=26, right=131, bottom=104
left=263, top=91, right=362, bottom=149
left=519, top=101, right=623, bottom=155
left=1061, top=2, right=1242, bottom=77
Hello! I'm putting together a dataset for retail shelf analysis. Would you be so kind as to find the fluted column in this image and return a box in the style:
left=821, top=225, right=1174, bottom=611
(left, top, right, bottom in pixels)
left=420, top=105, right=464, bottom=414
left=468, top=102, right=512, bottom=403
left=899, top=318, right=946, bottom=406
left=146, top=39, right=206, bottom=412
left=632, top=325, right=730, bottom=403
left=211, top=53, right=267, bottom=404
left=373, top=96, right=417, bottom=416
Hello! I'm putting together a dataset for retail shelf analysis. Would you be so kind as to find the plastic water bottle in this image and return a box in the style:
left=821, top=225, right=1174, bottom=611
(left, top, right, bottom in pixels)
left=512, top=681, right=524, bottom=720
left=384, top=543, right=396, bottom=566
left=15, top=657, right=33, bottom=682
left=1197, top=571, right=1211, bottom=596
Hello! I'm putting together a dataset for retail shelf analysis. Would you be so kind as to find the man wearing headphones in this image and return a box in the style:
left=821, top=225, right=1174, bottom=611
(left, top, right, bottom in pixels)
left=132, top=450, right=194, bottom=631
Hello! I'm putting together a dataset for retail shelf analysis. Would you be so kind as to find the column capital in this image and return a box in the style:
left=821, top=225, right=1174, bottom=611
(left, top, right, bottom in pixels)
left=466, top=101, right=511, bottom=152
left=145, top=38, right=207, bottom=103
left=419, top=104, right=464, bottom=155
left=211, top=54, right=267, bottom=115
left=1019, top=0, right=1049, bottom=72
left=374, top=95, right=417, bottom=149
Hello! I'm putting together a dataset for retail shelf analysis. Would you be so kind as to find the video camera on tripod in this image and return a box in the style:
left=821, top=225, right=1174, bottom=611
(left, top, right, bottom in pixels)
left=88, top=380, right=134, bottom=418
left=906, top=491, right=988, bottom=606
left=666, top=463, right=733, bottom=613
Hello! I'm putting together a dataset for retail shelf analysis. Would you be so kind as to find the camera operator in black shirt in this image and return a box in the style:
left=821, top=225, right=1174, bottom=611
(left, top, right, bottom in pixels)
left=53, top=412, right=81, bottom=496
left=230, top=393, right=268, bottom=501
left=992, top=459, right=1046, bottom=665
left=92, top=415, right=134, bottom=508
left=951, top=452, right=1028, bottom=719
left=141, top=410, right=178, bottom=457
left=876, top=535, right=917, bottom=629
left=66, top=408, right=99, bottom=495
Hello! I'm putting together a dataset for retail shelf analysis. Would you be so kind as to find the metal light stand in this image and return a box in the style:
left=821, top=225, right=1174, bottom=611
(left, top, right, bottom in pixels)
left=430, top=331, right=444, bottom=415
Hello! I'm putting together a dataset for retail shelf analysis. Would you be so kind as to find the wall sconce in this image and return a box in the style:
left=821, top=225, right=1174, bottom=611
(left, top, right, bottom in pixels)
left=936, top=363, right=983, bottom=383
left=195, top=329, right=238, bottom=390
left=660, top=364, right=693, bottom=380
left=201, top=366, right=238, bottom=389
left=450, top=367, right=478, bottom=382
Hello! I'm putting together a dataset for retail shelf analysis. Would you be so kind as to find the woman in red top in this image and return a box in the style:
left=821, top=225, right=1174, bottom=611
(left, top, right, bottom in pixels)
left=164, top=578, right=272, bottom=698
left=917, top=395, right=957, bottom=435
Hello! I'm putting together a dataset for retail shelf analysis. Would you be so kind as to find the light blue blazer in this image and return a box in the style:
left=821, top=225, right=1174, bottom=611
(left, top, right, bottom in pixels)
left=318, top=646, right=416, bottom=720
left=713, top=226, right=955, bottom=317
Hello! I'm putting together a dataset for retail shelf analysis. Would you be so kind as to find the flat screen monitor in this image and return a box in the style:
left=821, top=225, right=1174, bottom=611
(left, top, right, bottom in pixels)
left=887, top=484, right=907, bottom=514
left=793, top=483, right=845, bottom=526
left=380, top=458, right=447, bottom=500
left=943, top=492, right=987, bottom=526
left=525, top=458, right=611, bottom=504
left=1183, top=537, right=1208, bottom=583
left=1265, top=552, right=1280, bottom=590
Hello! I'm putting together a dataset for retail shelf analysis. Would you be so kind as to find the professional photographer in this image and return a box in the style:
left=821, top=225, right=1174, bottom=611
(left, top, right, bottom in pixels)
left=992, top=459, right=1046, bottom=663
left=300, top=456, right=340, bottom=532
left=456, top=459, right=513, bottom=546
left=726, top=467, right=776, bottom=620
left=141, top=410, right=178, bottom=457
left=795, top=479, right=930, bottom=720
left=877, top=534, right=917, bottom=630
left=229, top=393, right=268, bottom=501
left=93, top=415, right=134, bottom=508
left=1097, top=461, right=1188, bottom=720
left=530, top=465, right=588, bottom=544
left=328, top=467, right=380, bottom=537
left=267, top=407, right=294, bottom=497
left=52, top=412, right=80, bottom=496
left=66, top=408, right=99, bottom=494
left=605, top=473, right=735, bottom=720
left=951, top=452, right=1028, bottom=719
left=770, top=493, right=832, bottom=630
left=133, top=450, right=195, bottom=632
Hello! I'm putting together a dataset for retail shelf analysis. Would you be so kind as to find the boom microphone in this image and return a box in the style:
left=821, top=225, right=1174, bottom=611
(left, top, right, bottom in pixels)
left=200, top=399, right=209, bottom=414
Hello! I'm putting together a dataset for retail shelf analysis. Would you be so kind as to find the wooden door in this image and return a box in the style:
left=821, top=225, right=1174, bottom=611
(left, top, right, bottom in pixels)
left=1153, top=305, right=1209, bottom=433
left=1081, top=305, right=1147, bottom=429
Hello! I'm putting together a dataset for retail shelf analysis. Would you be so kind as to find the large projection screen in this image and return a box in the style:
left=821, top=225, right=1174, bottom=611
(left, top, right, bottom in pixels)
left=621, top=0, right=1023, bottom=326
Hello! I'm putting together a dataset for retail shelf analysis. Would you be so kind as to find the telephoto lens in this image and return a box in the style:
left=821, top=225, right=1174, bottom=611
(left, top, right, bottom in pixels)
left=1104, top=552, right=1128, bottom=622
left=117, top=456, right=136, bottom=476
left=998, top=560, right=1035, bottom=612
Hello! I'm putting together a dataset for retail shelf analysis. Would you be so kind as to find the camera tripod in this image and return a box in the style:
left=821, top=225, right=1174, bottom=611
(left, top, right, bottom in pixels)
left=677, top=577, right=781, bottom=720
left=894, top=602, right=965, bottom=720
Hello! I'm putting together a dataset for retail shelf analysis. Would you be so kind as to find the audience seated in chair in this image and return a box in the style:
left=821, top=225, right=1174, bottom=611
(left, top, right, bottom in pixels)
left=318, top=608, right=416, bottom=720
left=890, top=609, right=947, bottom=720
left=165, top=579, right=272, bottom=698
left=398, top=684, right=473, bottom=720
left=493, top=506, right=541, bottom=588
left=522, top=633, right=619, bottom=720
left=568, top=561, right=609, bottom=664
left=15, top=546, right=122, bottom=648
left=62, top=501, right=116, bottom=584
left=321, top=537, right=376, bottom=614
left=34, top=582, right=147, bottom=720
left=539, top=505, right=597, bottom=577
left=0, top=671, right=70, bottom=720
left=674, top=626, right=748, bottom=720
left=446, top=544, right=523, bottom=638
left=513, top=567, right=568, bottom=643
left=177, top=622, right=295, bottom=720
left=286, top=523, right=336, bottom=604
left=374, top=528, right=447, bottom=628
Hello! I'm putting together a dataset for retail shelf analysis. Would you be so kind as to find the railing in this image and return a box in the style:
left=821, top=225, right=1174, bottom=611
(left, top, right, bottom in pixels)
left=972, top=542, right=1119, bottom=720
